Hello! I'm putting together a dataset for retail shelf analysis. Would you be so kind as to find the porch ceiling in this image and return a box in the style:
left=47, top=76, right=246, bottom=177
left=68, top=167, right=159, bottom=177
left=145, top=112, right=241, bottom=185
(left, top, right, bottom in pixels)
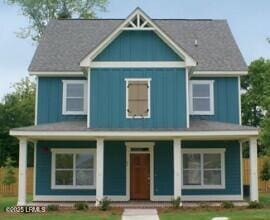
left=10, top=119, right=258, bottom=141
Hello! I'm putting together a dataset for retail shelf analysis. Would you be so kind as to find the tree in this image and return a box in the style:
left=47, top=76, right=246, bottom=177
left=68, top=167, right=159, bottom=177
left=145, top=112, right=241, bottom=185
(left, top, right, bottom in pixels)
left=0, top=77, right=35, bottom=166
left=241, top=58, right=270, bottom=157
left=2, top=157, right=16, bottom=186
left=5, top=0, right=108, bottom=41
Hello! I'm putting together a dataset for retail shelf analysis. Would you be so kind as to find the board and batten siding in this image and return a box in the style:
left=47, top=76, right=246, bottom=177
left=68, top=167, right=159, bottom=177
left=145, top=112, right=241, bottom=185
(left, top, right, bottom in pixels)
left=190, top=77, right=240, bottom=124
left=94, top=31, right=182, bottom=61
left=90, top=68, right=187, bottom=128
left=35, top=141, right=96, bottom=196
left=37, top=77, right=87, bottom=124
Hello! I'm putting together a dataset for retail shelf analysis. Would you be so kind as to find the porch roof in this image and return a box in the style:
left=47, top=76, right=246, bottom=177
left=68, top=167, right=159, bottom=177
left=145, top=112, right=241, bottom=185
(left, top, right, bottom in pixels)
left=10, top=119, right=258, bottom=140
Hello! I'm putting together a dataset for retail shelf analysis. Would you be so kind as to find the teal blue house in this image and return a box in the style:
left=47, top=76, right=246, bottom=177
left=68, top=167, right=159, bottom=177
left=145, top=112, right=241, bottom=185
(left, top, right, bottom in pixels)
left=11, top=8, right=259, bottom=206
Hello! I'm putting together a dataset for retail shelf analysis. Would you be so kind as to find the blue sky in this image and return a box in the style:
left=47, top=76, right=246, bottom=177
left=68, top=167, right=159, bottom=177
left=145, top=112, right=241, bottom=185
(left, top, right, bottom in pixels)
left=0, top=0, right=269, bottom=98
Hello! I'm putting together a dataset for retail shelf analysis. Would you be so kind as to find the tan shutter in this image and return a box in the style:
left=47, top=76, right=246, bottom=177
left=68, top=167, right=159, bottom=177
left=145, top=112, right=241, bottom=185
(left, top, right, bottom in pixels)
left=127, top=80, right=149, bottom=117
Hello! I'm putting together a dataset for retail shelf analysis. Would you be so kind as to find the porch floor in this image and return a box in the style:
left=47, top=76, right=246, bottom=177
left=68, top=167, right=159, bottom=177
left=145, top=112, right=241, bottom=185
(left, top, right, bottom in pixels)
left=27, top=201, right=249, bottom=208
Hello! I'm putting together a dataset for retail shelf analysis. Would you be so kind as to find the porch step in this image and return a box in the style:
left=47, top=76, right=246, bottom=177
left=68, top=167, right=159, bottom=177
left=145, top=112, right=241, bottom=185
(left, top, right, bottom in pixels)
left=122, top=209, right=159, bottom=220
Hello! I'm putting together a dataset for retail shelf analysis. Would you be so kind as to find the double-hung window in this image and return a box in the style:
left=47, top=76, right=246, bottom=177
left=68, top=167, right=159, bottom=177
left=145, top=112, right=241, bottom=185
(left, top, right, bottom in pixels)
left=182, top=149, right=225, bottom=189
left=190, top=80, right=214, bottom=115
left=126, top=78, right=151, bottom=118
left=51, top=149, right=96, bottom=189
left=62, top=80, right=87, bottom=115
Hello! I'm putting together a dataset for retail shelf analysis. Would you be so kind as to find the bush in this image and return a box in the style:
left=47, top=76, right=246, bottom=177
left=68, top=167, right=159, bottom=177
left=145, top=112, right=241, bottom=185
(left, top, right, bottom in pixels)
left=222, top=201, right=234, bottom=209
left=99, top=197, right=111, bottom=211
left=248, top=201, right=263, bottom=209
left=171, top=196, right=181, bottom=208
left=74, top=202, right=88, bottom=210
left=47, top=204, right=59, bottom=211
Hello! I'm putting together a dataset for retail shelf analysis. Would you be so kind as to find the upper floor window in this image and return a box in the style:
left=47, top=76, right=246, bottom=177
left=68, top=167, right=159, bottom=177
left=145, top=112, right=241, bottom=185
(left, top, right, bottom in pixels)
left=62, top=80, right=87, bottom=115
left=190, top=80, right=214, bottom=115
left=126, top=78, right=151, bottom=119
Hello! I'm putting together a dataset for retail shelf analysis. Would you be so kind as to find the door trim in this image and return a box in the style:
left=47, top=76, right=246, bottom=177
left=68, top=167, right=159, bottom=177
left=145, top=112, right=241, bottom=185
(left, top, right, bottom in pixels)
left=125, top=142, right=154, bottom=201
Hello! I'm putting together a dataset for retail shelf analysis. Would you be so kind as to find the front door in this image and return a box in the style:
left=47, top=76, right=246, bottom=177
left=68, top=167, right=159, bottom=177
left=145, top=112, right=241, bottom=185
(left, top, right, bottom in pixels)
left=130, top=153, right=150, bottom=200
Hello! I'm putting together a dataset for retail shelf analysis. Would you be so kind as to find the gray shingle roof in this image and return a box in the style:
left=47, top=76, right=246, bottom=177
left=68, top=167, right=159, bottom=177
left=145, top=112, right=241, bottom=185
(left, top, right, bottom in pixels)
left=29, top=19, right=247, bottom=72
left=11, top=119, right=257, bottom=132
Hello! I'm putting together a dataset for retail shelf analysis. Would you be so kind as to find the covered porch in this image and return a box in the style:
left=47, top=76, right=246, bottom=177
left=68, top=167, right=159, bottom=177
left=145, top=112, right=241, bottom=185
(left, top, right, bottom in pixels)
left=10, top=120, right=259, bottom=206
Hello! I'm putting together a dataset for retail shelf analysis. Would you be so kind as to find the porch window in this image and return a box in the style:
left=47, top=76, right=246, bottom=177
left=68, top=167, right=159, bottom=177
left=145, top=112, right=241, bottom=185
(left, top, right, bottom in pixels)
left=51, top=149, right=96, bottom=189
left=126, top=78, right=151, bottom=118
left=182, top=149, right=225, bottom=189
left=62, top=80, right=87, bottom=115
left=189, top=80, right=214, bottom=115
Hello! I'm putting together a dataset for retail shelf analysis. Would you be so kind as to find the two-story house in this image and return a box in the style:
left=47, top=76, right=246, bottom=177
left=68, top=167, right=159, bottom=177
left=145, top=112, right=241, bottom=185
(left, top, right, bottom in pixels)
left=10, top=8, right=259, bottom=206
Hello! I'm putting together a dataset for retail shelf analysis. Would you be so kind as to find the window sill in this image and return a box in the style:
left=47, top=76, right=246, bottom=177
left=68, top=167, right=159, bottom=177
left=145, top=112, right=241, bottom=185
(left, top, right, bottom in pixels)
left=182, top=185, right=225, bottom=190
left=51, top=186, right=96, bottom=190
left=62, top=112, right=87, bottom=115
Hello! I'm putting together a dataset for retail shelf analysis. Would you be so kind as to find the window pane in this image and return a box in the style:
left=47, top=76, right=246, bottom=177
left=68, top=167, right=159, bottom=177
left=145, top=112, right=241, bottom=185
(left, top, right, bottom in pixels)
left=67, top=83, right=84, bottom=97
left=66, top=98, right=84, bottom=112
left=76, top=170, right=94, bottom=186
left=55, top=154, right=73, bottom=169
left=204, top=154, right=221, bottom=169
left=193, top=98, right=210, bottom=111
left=183, top=154, right=201, bottom=169
left=55, top=170, right=73, bottom=185
left=204, top=170, right=221, bottom=185
left=193, top=84, right=210, bottom=97
left=76, top=153, right=94, bottom=169
left=183, top=170, right=201, bottom=185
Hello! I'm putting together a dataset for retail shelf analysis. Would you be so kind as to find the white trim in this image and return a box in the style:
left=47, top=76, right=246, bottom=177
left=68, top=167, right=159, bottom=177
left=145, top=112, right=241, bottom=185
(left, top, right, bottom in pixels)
left=34, top=77, right=38, bottom=125
left=125, top=142, right=154, bottom=201
left=181, top=195, right=243, bottom=201
left=189, top=80, right=214, bottom=115
left=249, top=138, right=258, bottom=201
left=62, top=80, right=88, bottom=115
left=192, top=71, right=247, bottom=77
left=87, top=70, right=91, bottom=128
left=125, top=78, right=151, bottom=119
left=29, top=71, right=84, bottom=77
left=238, top=76, right=242, bottom=125
left=185, top=68, right=190, bottom=128
left=173, top=139, right=182, bottom=200
left=182, top=148, right=225, bottom=189
left=10, top=130, right=259, bottom=139
left=96, top=138, right=104, bottom=205
left=34, top=195, right=96, bottom=202
left=80, top=8, right=196, bottom=67
left=90, top=61, right=185, bottom=68
left=18, top=138, right=28, bottom=206
left=51, top=148, right=96, bottom=190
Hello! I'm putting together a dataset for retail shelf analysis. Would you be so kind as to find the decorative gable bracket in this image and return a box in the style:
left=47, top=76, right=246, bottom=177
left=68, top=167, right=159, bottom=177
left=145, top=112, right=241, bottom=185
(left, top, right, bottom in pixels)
left=123, top=12, right=155, bottom=30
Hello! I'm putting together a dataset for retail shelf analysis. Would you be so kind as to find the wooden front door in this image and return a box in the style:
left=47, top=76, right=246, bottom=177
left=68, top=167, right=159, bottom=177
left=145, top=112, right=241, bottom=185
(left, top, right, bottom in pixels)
left=130, top=153, right=150, bottom=200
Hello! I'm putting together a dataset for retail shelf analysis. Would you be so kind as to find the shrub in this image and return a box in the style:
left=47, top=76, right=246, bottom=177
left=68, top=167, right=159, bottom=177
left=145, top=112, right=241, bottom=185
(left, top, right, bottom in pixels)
left=99, top=197, right=111, bottom=211
left=222, top=201, right=234, bottom=209
left=248, top=201, right=263, bottom=209
left=47, top=204, right=59, bottom=211
left=171, top=196, right=181, bottom=208
left=74, top=202, right=88, bottom=210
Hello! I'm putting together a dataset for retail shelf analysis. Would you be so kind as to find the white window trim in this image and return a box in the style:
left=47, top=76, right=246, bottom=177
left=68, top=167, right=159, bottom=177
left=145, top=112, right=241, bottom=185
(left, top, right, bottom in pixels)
left=189, top=80, right=214, bottom=115
left=125, top=78, right=151, bottom=119
left=182, top=148, right=225, bottom=189
left=51, top=148, right=96, bottom=189
left=62, top=80, right=88, bottom=115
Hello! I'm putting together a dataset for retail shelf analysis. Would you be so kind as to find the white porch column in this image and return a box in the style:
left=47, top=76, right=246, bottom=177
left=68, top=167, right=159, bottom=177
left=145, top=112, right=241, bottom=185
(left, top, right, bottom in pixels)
left=96, top=138, right=104, bottom=206
left=17, top=138, right=28, bottom=206
left=249, top=137, right=259, bottom=201
left=173, top=138, right=182, bottom=201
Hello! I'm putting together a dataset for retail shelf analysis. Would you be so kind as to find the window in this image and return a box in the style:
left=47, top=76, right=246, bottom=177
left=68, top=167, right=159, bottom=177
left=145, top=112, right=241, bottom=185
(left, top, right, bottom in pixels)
left=51, top=149, right=96, bottom=189
left=62, top=80, right=87, bottom=115
left=182, top=149, right=225, bottom=189
left=190, top=80, right=214, bottom=115
left=126, top=78, right=151, bottom=118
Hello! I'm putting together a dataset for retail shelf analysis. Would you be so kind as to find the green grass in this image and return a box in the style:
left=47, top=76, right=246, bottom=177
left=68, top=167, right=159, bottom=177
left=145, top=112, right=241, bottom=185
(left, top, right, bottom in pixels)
left=1, top=193, right=270, bottom=220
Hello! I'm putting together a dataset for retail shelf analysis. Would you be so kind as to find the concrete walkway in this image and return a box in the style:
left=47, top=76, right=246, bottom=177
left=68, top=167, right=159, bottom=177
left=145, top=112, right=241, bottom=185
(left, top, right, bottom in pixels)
left=122, top=209, right=159, bottom=220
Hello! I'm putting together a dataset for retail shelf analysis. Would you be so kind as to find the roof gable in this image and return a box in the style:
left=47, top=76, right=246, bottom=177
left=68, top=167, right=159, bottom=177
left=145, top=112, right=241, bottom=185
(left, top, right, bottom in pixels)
left=80, top=8, right=197, bottom=67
